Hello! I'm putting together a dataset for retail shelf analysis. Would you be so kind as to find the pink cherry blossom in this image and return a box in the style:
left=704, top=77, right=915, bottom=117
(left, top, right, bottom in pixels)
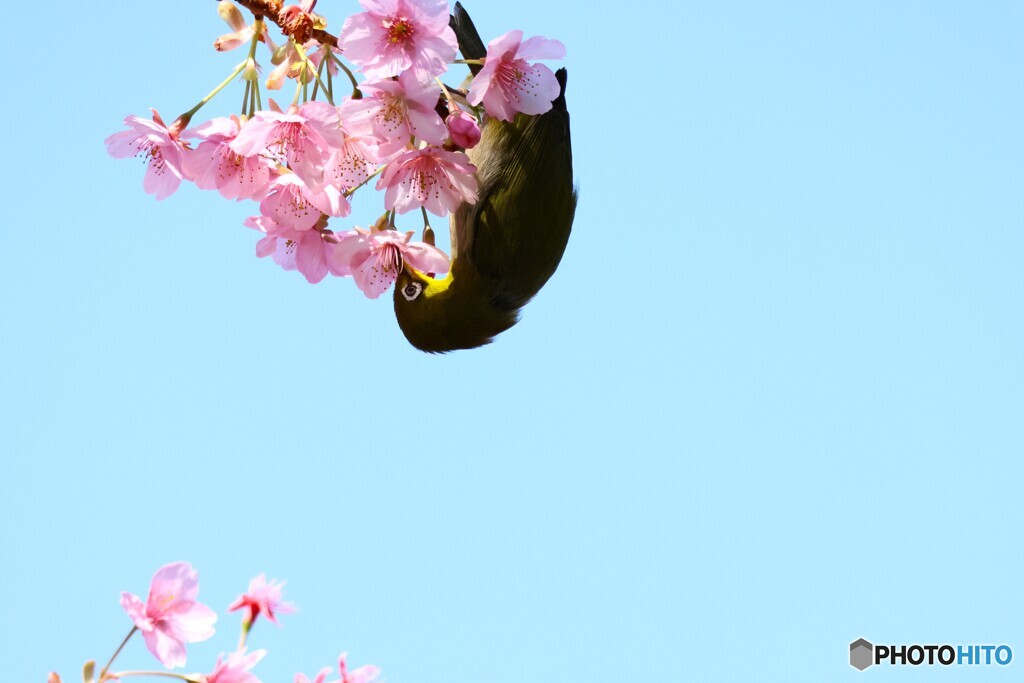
left=339, top=71, right=447, bottom=156
left=338, top=0, right=457, bottom=82
left=330, top=225, right=450, bottom=298
left=445, top=110, right=481, bottom=149
left=205, top=649, right=266, bottom=683
left=294, top=669, right=335, bottom=683
left=105, top=109, right=190, bottom=200
left=259, top=173, right=349, bottom=231
left=247, top=215, right=351, bottom=284
left=119, top=562, right=217, bottom=669
left=230, top=101, right=343, bottom=189
left=338, top=653, right=380, bottom=683
left=324, top=134, right=383, bottom=193
left=227, top=574, right=296, bottom=627
left=377, top=146, right=478, bottom=216
left=182, top=117, right=273, bottom=200
left=467, top=30, right=565, bottom=122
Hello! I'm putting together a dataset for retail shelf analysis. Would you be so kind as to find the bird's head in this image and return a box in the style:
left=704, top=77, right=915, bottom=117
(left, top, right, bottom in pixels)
left=392, top=262, right=519, bottom=353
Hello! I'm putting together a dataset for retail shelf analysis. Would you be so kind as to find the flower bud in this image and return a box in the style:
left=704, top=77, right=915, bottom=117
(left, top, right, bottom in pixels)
left=446, top=111, right=481, bottom=149
left=218, top=1, right=247, bottom=31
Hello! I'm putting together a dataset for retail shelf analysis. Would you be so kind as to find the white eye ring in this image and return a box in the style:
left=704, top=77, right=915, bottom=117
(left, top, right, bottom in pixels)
left=401, top=281, right=424, bottom=301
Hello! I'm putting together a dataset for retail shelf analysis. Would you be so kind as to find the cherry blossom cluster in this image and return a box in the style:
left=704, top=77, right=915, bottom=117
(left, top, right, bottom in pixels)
left=106, top=0, right=565, bottom=297
left=48, top=562, right=377, bottom=683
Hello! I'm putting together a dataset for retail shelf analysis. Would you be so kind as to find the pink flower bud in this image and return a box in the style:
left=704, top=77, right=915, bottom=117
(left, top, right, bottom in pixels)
left=446, top=111, right=481, bottom=149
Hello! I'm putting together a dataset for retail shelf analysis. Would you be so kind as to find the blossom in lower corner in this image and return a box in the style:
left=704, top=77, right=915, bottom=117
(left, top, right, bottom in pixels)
left=119, top=562, right=217, bottom=669
left=467, top=30, right=565, bottom=122
left=228, top=574, right=296, bottom=627
left=204, top=649, right=267, bottom=683
left=330, top=224, right=450, bottom=299
left=294, top=668, right=334, bottom=683
left=105, top=109, right=190, bottom=200
left=338, top=0, right=457, bottom=82
left=377, top=146, right=478, bottom=216
left=338, top=653, right=380, bottom=683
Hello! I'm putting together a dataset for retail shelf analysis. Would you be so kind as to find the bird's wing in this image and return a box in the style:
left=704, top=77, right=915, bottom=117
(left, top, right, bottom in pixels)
left=459, top=70, right=576, bottom=310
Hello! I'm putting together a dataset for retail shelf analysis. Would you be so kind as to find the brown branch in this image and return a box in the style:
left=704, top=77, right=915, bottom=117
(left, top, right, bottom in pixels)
left=232, top=0, right=339, bottom=47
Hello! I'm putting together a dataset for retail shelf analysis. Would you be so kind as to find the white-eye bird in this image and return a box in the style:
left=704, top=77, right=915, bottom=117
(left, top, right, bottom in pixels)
left=392, top=4, right=577, bottom=353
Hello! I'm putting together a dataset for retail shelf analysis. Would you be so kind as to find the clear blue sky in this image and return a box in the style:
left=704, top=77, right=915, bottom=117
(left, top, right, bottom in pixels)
left=2, top=1, right=1021, bottom=681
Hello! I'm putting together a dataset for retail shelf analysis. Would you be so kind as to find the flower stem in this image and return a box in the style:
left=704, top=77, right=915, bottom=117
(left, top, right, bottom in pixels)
left=99, top=627, right=137, bottom=682
left=292, top=41, right=334, bottom=105
left=108, top=672, right=192, bottom=681
left=181, top=60, right=248, bottom=121
left=435, top=78, right=458, bottom=110
left=237, top=618, right=252, bottom=651
left=344, top=166, right=384, bottom=197
left=453, top=58, right=484, bottom=65
left=331, top=54, right=361, bottom=99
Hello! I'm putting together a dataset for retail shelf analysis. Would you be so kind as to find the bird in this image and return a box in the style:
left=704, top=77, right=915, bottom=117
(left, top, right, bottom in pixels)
left=392, top=3, right=577, bottom=353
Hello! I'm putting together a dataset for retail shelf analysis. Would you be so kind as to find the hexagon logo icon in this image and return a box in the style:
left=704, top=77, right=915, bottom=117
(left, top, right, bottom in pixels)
left=850, top=638, right=874, bottom=671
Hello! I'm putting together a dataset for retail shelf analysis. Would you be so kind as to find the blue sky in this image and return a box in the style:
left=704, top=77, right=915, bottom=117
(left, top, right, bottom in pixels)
left=1, top=1, right=1021, bottom=681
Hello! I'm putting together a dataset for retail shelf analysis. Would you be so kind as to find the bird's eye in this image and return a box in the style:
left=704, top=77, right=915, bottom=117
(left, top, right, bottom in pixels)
left=401, top=282, right=424, bottom=301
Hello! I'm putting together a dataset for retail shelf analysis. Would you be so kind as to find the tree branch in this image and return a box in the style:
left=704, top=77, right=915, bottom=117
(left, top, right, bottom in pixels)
left=233, top=0, right=340, bottom=48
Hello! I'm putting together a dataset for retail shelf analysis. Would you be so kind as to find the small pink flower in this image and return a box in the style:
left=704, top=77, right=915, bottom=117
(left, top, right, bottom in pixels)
left=105, top=109, right=190, bottom=200
left=182, top=116, right=273, bottom=200
left=377, top=146, right=478, bottom=216
left=340, top=71, right=447, bottom=156
left=259, top=173, right=349, bottom=231
left=230, top=101, right=343, bottom=189
left=330, top=224, right=450, bottom=298
left=48, top=673, right=62, bottom=683
left=338, top=0, right=457, bottom=82
left=338, top=653, right=380, bottom=683
left=247, top=215, right=350, bottom=284
left=445, top=110, right=481, bottom=149
left=227, top=574, right=296, bottom=627
left=205, top=649, right=266, bottom=683
left=119, top=562, right=217, bottom=669
left=467, top=30, right=565, bottom=122
left=294, top=668, right=334, bottom=683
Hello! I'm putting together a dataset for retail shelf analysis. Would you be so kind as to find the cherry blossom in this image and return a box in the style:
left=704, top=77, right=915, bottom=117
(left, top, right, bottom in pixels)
left=230, top=101, right=343, bottom=189
left=205, top=649, right=267, bottom=683
left=259, top=173, right=349, bottom=232
left=247, top=215, right=350, bottom=284
left=228, top=574, right=296, bottom=627
left=119, top=562, right=217, bottom=669
left=338, top=0, right=457, bottom=82
left=182, top=116, right=273, bottom=200
left=377, top=146, right=478, bottom=216
left=338, top=653, right=380, bottom=683
left=467, top=30, right=565, bottom=122
left=105, top=110, right=190, bottom=200
left=294, top=669, right=335, bottom=683
left=331, top=224, right=450, bottom=298
left=339, top=71, right=447, bottom=155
